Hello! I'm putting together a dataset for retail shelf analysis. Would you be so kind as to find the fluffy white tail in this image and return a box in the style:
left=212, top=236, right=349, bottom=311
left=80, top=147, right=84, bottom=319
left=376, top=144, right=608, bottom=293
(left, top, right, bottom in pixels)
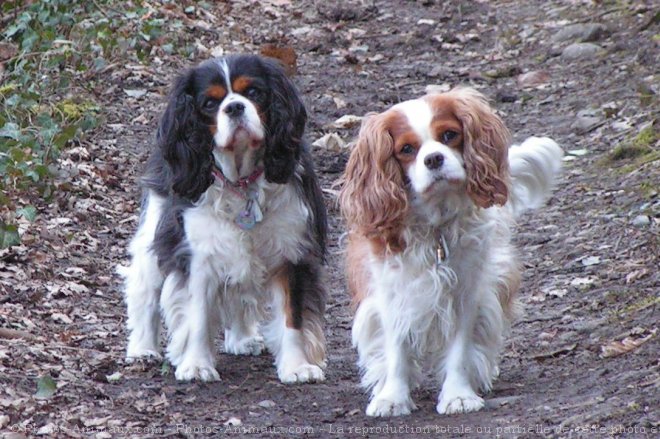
left=508, top=136, right=563, bottom=217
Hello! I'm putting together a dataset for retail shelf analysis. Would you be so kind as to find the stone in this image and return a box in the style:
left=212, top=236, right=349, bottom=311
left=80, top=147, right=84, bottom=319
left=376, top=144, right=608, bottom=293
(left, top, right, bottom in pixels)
left=551, top=23, right=608, bottom=43
left=571, top=116, right=603, bottom=133
left=257, top=399, right=277, bottom=408
left=561, top=43, right=603, bottom=61
left=631, top=215, right=650, bottom=227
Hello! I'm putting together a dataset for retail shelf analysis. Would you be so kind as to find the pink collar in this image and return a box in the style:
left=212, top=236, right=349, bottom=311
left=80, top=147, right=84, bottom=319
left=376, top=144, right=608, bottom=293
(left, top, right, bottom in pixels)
left=212, top=166, right=264, bottom=196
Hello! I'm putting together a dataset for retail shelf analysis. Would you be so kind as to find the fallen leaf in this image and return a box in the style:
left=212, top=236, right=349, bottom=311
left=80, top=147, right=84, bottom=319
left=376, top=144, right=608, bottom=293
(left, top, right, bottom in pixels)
left=581, top=256, right=601, bottom=266
left=531, top=343, right=577, bottom=360
left=0, top=327, right=37, bottom=341
left=570, top=276, right=597, bottom=287
left=258, top=399, right=276, bottom=408
left=105, top=372, right=123, bottom=382
left=546, top=288, right=568, bottom=298
left=528, top=292, right=546, bottom=302
left=517, top=70, right=551, bottom=88
left=35, top=375, right=57, bottom=399
left=425, top=84, right=452, bottom=94
left=625, top=269, right=648, bottom=284
left=329, top=114, right=362, bottom=129
left=153, top=393, right=169, bottom=407
left=123, top=89, right=147, bottom=98
left=83, top=416, right=111, bottom=427
left=601, top=331, right=656, bottom=358
left=224, top=417, right=242, bottom=426
left=51, top=312, right=73, bottom=324
left=37, top=423, right=57, bottom=435
left=538, top=329, right=558, bottom=340
left=312, top=133, right=347, bottom=152
left=368, top=54, right=385, bottom=63
left=260, top=44, right=297, bottom=76
left=65, top=282, right=89, bottom=294
left=0, top=42, right=18, bottom=61
left=333, top=97, right=347, bottom=109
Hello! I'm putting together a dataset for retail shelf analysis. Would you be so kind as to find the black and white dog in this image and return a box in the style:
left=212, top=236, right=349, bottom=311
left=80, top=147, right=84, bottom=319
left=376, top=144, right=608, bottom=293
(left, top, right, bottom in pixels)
left=119, top=54, right=327, bottom=383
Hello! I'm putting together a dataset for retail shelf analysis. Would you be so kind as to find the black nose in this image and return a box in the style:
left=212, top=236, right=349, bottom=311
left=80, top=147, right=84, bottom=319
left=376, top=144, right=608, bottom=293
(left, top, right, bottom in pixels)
left=224, top=101, right=245, bottom=118
left=424, top=152, right=445, bottom=170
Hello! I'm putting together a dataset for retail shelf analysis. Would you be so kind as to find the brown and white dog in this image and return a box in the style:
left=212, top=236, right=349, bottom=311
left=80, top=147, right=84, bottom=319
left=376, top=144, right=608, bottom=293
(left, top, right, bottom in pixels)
left=339, top=88, right=562, bottom=416
left=119, top=55, right=327, bottom=383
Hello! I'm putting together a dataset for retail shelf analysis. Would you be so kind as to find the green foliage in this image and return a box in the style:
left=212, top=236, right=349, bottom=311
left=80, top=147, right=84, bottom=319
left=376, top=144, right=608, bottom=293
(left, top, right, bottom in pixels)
left=0, top=0, right=182, bottom=248
left=609, top=124, right=658, bottom=161
left=0, top=222, right=21, bottom=248
left=35, top=374, right=57, bottom=399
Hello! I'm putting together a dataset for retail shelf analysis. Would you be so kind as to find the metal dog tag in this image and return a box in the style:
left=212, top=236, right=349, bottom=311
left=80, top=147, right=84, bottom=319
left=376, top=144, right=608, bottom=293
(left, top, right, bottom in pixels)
left=234, top=191, right=263, bottom=230
left=235, top=205, right=256, bottom=230
left=436, top=234, right=449, bottom=266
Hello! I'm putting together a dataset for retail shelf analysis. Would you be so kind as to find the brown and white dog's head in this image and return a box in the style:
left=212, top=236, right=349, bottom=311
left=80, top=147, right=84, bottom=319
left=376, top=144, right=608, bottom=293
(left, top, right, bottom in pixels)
left=339, top=87, right=511, bottom=250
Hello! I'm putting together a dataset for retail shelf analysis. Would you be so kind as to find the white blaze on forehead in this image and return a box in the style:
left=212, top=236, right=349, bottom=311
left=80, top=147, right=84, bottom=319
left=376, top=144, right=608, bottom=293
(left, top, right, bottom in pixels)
left=211, top=58, right=265, bottom=182
left=218, top=58, right=232, bottom=91
left=392, top=99, right=434, bottom=141
left=395, top=98, right=467, bottom=195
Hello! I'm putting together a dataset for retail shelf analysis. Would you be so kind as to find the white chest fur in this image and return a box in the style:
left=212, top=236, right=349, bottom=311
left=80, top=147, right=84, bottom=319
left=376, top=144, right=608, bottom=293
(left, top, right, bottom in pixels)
left=183, top=179, right=310, bottom=288
left=366, top=208, right=510, bottom=354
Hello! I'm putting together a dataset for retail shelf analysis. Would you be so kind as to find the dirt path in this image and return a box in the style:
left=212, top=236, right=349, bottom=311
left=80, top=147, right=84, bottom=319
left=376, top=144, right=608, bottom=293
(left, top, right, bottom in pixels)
left=1, top=1, right=658, bottom=438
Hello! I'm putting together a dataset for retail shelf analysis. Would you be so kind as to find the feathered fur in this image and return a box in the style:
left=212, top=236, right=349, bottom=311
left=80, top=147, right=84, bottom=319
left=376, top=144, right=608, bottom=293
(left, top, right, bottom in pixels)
left=119, top=54, right=327, bottom=383
left=339, top=87, right=563, bottom=416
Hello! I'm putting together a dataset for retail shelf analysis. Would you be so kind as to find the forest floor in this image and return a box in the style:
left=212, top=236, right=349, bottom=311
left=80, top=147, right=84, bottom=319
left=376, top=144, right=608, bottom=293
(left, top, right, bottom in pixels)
left=1, top=0, right=658, bottom=438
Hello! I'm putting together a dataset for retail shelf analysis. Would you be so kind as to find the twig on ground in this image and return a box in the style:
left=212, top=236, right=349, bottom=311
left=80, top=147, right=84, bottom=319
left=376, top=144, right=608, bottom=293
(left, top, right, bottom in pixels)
left=0, top=327, right=37, bottom=341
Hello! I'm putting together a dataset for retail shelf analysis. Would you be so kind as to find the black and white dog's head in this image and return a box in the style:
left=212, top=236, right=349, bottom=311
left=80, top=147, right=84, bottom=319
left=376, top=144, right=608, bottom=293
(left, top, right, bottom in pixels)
left=156, top=54, right=307, bottom=201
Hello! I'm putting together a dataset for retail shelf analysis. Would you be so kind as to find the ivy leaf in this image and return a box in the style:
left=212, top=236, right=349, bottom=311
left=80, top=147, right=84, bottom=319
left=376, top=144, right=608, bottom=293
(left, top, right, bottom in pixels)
left=35, top=374, right=57, bottom=399
left=17, top=205, right=37, bottom=222
left=53, top=125, right=77, bottom=149
left=0, top=222, right=20, bottom=248
left=105, top=372, right=123, bottom=382
left=160, top=360, right=171, bottom=376
left=0, top=122, right=21, bottom=140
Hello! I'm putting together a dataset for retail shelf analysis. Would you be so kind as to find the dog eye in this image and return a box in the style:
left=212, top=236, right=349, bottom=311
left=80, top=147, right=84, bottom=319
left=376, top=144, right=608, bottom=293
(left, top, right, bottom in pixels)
left=203, top=98, right=220, bottom=111
left=401, top=144, right=415, bottom=154
left=442, top=130, right=458, bottom=143
left=244, top=87, right=262, bottom=100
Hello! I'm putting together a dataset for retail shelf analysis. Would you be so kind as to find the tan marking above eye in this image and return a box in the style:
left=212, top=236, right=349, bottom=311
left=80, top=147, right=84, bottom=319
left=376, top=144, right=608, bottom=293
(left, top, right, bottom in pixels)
left=431, top=120, right=463, bottom=148
left=394, top=132, right=420, bottom=155
left=206, top=85, right=226, bottom=100
left=231, top=76, right=252, bottom=93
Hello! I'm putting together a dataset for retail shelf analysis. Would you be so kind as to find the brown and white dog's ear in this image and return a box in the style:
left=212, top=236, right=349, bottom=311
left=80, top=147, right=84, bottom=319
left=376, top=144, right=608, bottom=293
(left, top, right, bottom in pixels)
left=452, top=88, right=511, bottom=208
left=338, top=113, right=407, bottom=252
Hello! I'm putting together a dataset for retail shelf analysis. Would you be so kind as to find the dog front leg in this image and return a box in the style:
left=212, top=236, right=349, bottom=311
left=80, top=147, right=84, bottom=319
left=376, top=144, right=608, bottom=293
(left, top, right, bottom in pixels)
left=365, top=307, right=417, bottom=417
left=436, top=314, right=484, bottom=414
left=162, top=259, right=221, bottom=382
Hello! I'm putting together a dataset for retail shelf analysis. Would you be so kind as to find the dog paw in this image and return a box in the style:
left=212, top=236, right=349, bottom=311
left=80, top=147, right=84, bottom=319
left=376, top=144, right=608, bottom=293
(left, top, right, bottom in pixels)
left=366, top=395, right=417, bottom=417
left=436, top=392, right=484, bottom=415
left=174, top=360, right=220, bottom=382
left=279, top=364, right=325, bottom=384
left=125, top=347, right=162, bottom=363
left=224, top=335, right=265, bottom=356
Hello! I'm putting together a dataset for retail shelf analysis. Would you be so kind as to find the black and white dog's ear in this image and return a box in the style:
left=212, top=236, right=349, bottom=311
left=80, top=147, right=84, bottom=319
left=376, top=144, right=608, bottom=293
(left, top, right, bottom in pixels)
left=157, top=69, right=213, bottom=201
left=262, top=58, right=307, bottom=184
